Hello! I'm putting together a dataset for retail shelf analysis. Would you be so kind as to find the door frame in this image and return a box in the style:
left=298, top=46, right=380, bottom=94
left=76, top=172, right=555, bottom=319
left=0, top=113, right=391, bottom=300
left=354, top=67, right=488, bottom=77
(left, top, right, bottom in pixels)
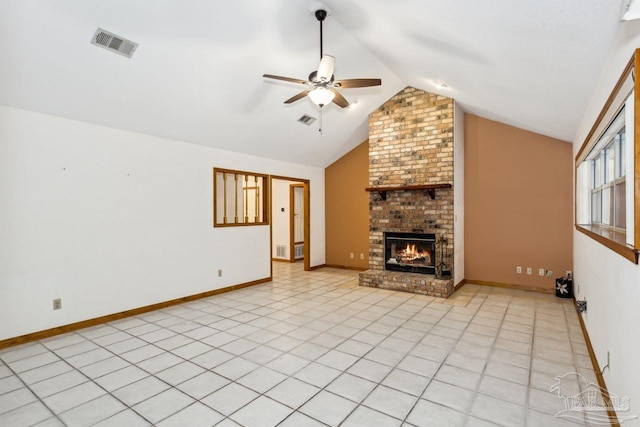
left=270, top=175, right=311, bottom=272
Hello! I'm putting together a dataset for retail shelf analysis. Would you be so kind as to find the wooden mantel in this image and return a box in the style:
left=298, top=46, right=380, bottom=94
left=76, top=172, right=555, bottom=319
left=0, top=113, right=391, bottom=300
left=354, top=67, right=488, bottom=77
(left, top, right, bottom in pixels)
left=365, top=183, right=452, bottom=201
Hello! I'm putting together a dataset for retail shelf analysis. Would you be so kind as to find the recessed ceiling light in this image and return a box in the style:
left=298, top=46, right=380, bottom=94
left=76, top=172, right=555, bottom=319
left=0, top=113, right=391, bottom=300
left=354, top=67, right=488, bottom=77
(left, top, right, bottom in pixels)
left=433, top=80, right=448, bottom=89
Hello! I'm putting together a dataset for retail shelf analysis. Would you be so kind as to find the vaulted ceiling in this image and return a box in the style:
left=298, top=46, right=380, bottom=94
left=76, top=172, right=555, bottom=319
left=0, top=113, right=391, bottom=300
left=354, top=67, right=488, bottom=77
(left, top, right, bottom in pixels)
left=0, top=1, right=625, bottom=167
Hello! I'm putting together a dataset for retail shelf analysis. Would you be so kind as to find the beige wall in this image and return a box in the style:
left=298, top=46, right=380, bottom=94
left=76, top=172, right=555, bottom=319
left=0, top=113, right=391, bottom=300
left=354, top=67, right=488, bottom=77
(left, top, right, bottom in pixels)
left=325, top=140, right=369, bottom=269
left=326, top=115, right=573, bottom=288
left=464, top=114, right=573, bottom=291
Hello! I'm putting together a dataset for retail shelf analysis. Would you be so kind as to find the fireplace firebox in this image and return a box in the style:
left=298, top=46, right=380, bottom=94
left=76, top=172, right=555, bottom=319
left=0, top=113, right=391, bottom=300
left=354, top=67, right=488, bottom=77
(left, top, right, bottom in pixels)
left=384, top=232, right=436, bottom=275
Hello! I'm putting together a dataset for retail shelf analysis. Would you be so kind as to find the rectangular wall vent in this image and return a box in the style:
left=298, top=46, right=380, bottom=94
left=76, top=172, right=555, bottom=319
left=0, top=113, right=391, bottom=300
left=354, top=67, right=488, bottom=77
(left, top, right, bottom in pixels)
left=297, top=115, right=316, bottom=126
left=276, top=245, right=287, bottom=258
left=91, top=28, right=138, bottom=58
left=295, top=244, right=304, bottom=259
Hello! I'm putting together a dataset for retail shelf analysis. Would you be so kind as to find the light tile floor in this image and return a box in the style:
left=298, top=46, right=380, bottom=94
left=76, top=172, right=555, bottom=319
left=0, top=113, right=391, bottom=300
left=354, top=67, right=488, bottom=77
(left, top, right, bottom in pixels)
left=0, top=263, right=598, bottom=426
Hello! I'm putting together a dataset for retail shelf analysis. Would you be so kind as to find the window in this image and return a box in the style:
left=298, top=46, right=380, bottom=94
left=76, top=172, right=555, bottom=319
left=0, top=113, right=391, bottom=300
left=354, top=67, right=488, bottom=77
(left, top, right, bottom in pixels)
left=574, top=50, right=639, bottom=264
left=213, top=168, right=268, bottom=227
left=588, top=112, right=625, bottom=229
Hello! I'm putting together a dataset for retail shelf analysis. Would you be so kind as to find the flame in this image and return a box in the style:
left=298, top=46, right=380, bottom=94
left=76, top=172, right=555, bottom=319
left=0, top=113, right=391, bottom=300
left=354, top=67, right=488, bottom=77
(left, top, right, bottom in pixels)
left=398, top=243, right=430, bottom=263
left=389, top=240, right=433, bottom=267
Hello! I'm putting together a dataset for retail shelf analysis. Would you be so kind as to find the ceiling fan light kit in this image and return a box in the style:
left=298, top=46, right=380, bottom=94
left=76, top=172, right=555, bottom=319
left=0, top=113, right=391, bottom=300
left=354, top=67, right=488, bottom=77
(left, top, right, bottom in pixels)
left=308, top=87, right=335, bottom=107
left=262, top=5, right=381, bottom=111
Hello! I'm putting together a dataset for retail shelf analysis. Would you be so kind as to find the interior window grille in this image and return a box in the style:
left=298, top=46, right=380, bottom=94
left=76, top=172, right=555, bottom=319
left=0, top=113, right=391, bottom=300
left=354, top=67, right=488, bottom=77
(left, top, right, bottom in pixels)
left=213, top=168, right=268, bottom=227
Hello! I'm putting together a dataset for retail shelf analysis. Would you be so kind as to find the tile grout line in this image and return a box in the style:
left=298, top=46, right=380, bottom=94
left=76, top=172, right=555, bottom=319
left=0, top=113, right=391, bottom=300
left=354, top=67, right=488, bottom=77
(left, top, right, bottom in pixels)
left=0, top=354, right=66, bottom=426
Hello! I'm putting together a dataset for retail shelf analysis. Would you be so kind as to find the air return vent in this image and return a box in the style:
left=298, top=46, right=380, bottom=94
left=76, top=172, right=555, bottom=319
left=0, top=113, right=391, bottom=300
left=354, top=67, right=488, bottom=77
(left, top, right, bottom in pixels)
left=91, top=28, right=138, bottom=58
left=297, top=115, right=316, bottom=126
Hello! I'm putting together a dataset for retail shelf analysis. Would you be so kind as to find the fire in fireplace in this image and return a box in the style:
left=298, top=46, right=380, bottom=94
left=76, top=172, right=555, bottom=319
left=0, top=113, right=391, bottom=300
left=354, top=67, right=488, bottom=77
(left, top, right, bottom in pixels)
left=385, top=232, right=436, bottom=274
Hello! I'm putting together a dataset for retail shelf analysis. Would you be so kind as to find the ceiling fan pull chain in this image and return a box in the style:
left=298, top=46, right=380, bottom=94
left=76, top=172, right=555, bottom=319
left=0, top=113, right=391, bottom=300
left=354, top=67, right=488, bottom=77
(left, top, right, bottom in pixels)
left=319, top=107, right=323, bottom=134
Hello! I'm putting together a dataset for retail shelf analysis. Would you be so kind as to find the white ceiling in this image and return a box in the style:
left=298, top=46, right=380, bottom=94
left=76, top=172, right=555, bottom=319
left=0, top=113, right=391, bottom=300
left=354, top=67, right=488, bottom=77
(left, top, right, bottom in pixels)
left=0, top=0, right=625, bottom=167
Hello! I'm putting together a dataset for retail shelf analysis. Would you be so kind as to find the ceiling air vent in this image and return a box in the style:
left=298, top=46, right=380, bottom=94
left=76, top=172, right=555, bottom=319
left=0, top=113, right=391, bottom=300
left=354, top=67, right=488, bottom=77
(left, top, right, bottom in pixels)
left=297, top=115, right=317, bottom=126
left=91, top=28, right=138, bottom=58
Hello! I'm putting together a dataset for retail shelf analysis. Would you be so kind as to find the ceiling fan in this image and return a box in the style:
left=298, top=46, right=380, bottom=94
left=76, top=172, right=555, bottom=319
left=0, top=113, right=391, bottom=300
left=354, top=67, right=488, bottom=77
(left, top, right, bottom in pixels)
left=263, top=6, right=381, bottom=109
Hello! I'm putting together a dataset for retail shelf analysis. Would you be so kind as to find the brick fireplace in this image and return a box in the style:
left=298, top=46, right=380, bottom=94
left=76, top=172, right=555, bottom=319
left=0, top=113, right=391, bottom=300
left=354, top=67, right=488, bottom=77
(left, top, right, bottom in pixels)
left=359, top=87, right=459, bottom=298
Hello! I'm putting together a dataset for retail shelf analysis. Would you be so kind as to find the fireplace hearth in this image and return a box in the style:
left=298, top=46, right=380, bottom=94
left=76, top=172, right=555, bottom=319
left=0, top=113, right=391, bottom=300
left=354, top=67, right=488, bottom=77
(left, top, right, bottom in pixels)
left=385, top=232, right=435, bottom=275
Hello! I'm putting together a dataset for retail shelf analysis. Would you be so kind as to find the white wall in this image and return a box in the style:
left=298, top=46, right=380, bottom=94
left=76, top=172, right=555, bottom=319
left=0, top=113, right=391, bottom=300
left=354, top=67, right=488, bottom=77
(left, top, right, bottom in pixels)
left=271, top=179, right=292, bottom=260
left=453, top=102, right=465, bottom=286
left=572, top=20, right=640, bottom=426
left=0, top=105, right=325, bottom=341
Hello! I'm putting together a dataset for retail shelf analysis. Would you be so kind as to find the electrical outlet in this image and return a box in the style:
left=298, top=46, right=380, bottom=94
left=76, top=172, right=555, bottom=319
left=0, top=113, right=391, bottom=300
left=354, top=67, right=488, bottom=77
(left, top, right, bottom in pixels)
left=538, top=268, right=545, bottom=276
left=545, top=270, right=553, bottom=278
left=526, top=267, right=532, bottom=275
left=349, top=252, right=354, bottom=259
left=359, top=253, right=364, bottom=260
left=53, top=298, right=62, bottom=310
left=566, top=270, right=572, bottom=277
left=516, top=266, right=522, bottom=274
left=218, top=269, right=222, bottom=277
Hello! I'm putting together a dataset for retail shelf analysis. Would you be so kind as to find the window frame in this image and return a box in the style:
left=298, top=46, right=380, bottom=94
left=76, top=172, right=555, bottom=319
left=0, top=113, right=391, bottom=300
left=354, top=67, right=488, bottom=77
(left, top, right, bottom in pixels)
left=213, top=167, right=269, bottom=227
left=574, top=50, right=640, bottom=264
left=589, top=124, right=626, bottom=230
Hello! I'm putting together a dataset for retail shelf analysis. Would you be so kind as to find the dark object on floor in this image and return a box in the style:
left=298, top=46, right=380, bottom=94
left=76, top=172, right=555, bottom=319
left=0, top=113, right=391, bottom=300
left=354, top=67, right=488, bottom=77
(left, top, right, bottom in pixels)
left=555, top=277, right=573, bottom=298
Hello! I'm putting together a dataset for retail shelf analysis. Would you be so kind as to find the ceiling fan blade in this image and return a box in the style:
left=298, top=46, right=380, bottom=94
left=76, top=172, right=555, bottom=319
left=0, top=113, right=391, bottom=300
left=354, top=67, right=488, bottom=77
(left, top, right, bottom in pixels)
left=334, top=78, right=382, bottom=88
left=329, top=89, right=349, bottom=108
left=284, top=89, right=312, bottom=104
left=263, top=74, right=310, bottom=85
left=317, top=55, right=335, bottom=82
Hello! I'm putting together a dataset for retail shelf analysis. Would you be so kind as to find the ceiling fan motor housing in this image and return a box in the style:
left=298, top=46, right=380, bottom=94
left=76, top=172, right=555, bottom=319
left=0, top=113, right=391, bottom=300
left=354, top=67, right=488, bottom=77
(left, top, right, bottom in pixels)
left=308, top=71, right=334, bottom=84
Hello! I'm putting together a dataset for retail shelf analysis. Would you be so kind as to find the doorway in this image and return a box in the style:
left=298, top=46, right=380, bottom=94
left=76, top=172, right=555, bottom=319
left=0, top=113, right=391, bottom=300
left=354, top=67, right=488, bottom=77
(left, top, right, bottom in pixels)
left=290, top=184, right=305, bottom=262
left=270, top=176, right=310, bottom=272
